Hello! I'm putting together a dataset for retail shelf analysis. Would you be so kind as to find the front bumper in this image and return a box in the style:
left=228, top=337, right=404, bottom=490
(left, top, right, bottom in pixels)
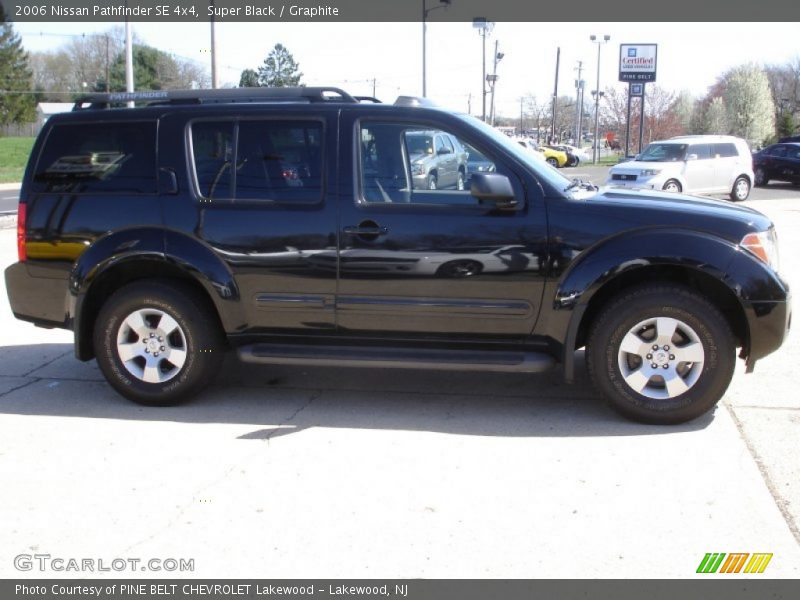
left=604, top=175, right=667, bottom=191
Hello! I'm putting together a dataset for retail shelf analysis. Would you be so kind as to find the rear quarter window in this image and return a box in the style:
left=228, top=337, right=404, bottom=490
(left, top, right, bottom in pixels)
left=712, top=143, right=738, bottom=158
left=33, top=121, right=158, bottom=194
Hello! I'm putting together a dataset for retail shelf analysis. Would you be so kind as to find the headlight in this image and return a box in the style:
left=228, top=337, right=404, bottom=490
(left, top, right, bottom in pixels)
left=410, top=163, right=425, bottom=176
left=640, top=169, right=662, bottom=177
left=740, top=228, right=780, bottom=272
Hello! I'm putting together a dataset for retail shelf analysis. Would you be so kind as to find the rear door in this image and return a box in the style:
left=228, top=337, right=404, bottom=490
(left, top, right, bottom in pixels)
left=334, top=110, right=548, bottom=341
left=162, top=109, right=338, bottom=333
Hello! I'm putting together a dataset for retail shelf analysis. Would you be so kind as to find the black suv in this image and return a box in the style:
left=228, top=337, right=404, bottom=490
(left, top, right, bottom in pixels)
left=5, top=87, right=791, bottom=424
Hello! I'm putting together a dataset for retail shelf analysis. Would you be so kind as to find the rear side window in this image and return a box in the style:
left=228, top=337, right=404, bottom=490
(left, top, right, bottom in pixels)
left=33, top=121, right=157, bottom=194
left=712, top=143, right=738, bottom=158
left=190, top=119, right=323, bottom=203
left=768, top=145, right=787, bottom=158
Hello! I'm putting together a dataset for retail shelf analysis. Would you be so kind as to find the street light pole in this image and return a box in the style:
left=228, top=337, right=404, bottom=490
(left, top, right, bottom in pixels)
left=473, top=18, right=493, bottom=122
left=590, top=34, right=610, bottom=164
left=422, top=0, right=451, bottom=98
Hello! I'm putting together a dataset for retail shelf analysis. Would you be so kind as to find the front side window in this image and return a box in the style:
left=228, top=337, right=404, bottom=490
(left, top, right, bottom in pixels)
left=638, top=143, right=687, bottom=162
left=359, top=122, right=498, bottom=205
left=33, top=121, right=157, bottom=194
left=190, top=119, right=323, bottom=202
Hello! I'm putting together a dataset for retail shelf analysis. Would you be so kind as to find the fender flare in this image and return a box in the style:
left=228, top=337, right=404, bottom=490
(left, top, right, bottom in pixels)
left=555, top=228, right=746, bottom=381
left=71, top=227, right=241, bottom=358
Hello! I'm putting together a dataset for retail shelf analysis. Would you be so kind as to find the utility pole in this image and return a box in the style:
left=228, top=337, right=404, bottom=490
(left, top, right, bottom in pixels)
left=467, top=92, right=472, bottom=115
left=124, top=12, right=134, bottom=107
left=590, top=34, right=610, bottom=164
left=371, top=77, right=376, bottom=97
left=482, top=28, right=487, bottom=121
left=210, top=1, right=218, bottom=88
left=550, top=47, right=560, bottom=143
left=520, top=97, right=524, bottom=133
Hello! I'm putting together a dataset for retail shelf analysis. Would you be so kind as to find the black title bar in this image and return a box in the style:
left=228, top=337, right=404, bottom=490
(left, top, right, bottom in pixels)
left=2, top=0, right=799, bottom=22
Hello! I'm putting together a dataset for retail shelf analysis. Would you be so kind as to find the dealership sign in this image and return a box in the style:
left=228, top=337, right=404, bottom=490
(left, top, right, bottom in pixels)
left=619, top=44, right=657, bottom=82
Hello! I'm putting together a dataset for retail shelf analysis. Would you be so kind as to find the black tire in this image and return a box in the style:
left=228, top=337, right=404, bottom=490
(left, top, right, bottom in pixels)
left=662, top=179, right=682, bottom=193
left=730, top=176, right=751, bottom=201
left=456, top=169, right=466, bottom=191
left=546, top=157, right=559, bottom=168
left=427, top=173, right=438, bottom=190
left=436, top=260, right=483, bottom=278
left=754, top=167, right=769, bottom=187
left=586, top=284, right=736, bottom=424
left=93, top=280, right=225, bottom=406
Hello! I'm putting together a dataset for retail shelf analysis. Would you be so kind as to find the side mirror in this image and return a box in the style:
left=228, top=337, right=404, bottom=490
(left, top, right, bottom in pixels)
left=470, top=173, right=517, bottom=208
left=686, top=153, right=698, bottom=161
left=437, top=147, right=451, bottom=155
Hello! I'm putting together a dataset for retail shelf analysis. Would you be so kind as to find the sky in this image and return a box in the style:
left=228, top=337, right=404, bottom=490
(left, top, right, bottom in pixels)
left=14, top=21, right=800, bottom=117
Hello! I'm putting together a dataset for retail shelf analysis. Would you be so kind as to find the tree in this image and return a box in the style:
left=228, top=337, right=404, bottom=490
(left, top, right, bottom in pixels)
left=0, top=10, right=36, bottom=127
left=721, top=64, right=775, bottom=146
left=108, top=43, right=208, bottom=92
left=257, top=43, right=302, bottom=87
left=239, top=69, right=259, bottom=87
left=704, top=97, right=730, bottom=134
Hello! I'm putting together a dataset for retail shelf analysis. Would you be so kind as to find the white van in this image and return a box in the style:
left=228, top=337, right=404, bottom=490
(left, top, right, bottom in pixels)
left=605, top=135, right=754, bottom=201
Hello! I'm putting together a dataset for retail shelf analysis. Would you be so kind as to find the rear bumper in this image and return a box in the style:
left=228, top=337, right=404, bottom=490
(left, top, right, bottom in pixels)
left=4, top=262, right=70, bottom=329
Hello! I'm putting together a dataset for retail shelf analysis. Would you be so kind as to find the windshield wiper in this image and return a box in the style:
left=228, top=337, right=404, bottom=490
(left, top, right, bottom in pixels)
left=564, top=178, right=599, bottom=192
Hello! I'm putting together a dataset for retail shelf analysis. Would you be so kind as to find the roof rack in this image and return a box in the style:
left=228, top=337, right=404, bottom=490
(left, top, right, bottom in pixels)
left=72, top=87, right=358, bottom=110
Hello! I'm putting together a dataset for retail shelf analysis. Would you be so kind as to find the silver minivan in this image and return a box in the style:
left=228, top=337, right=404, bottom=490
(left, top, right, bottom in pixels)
left=605, top=135, right=755, bottom=201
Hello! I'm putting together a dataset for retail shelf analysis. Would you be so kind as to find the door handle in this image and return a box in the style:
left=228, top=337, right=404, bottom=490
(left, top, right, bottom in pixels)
left=342, top=224, right=389, bottom=236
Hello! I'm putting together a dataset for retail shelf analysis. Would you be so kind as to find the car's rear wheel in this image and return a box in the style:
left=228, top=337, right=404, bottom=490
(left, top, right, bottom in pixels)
left=730, top=176, right=751, bottom=201
left=754, top=168, right=769, bottom=187
left=587, top=284, right=736, bottom=424
left=662, top=179, right=682, bottom=193
left=94, top=280, right=224, bottom=406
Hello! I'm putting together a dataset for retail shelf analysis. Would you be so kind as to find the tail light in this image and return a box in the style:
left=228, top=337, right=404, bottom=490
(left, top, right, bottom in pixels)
left=17, top=203, right=26, bottom=262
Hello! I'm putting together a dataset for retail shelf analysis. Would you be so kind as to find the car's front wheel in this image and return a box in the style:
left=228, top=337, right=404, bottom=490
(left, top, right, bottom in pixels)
left=94, top=280, right=224, bottom=406
left=662, top=179, right=682, bottom=193
left=587, top=284, right=736, bottom=424
left=546, top=157, right=559, bottom=168
left=730, top=176, right=751, bottom=201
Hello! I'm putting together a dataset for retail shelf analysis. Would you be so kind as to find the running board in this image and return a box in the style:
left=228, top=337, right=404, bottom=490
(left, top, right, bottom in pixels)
left=237, top=344, right=555, bottom=373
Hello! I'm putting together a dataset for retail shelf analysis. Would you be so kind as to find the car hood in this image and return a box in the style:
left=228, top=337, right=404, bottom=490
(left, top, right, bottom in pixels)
left=609, top=159, right=679, bottom=172
left=586, top=187, right=772, bottom=241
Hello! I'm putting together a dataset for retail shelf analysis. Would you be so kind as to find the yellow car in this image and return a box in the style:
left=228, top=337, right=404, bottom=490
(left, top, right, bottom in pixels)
left=540, top=146, right=569, bottom=168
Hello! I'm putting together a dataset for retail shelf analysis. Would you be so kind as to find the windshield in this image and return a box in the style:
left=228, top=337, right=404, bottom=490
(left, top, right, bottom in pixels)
left=455, top=114, right=583, bottom=197
left=638, top=143, right=687, bottom=162
left=406, top=133, right=434, bottom=156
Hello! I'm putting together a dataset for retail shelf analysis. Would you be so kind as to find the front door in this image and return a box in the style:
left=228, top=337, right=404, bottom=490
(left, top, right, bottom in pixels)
left=333, top=112, right=548, bottom=341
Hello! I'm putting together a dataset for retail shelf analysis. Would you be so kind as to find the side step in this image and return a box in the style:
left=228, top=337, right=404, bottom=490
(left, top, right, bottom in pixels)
left=237, top=343, right=555, bottom=373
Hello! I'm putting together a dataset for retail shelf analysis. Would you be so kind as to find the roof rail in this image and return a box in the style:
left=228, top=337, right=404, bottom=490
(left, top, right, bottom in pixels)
left=355, top=96, right=382, bottom=103
left=72, top=87, right=358, bottom=110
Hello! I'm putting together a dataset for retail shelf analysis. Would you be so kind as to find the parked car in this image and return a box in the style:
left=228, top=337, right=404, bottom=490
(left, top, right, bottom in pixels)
left=752, top=142, right=800, bottom=187
left=605, top=135, right=754, bottom=201
left=5, top=87, right=790, bottom=424
left=516, top=139, right=567, bottom=167
left=548, top=144, right=590, bottom=167
left=463, top=142, right=496, bottom=187
left=405, top=129, right=469, bottom=190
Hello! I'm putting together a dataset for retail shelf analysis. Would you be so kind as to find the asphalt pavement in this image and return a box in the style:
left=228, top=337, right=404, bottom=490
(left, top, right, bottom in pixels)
left=0, top=191, right=798, bottom=577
